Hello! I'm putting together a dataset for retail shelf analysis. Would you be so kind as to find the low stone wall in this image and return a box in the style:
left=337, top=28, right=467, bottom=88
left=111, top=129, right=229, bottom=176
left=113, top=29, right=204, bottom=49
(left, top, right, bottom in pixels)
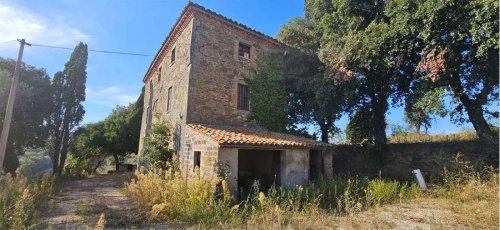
left=332, top=141, right=494, bottom=181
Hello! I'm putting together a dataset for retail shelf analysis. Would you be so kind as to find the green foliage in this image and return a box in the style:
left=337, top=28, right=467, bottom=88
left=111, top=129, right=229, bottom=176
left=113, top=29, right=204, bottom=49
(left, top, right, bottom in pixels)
left=67, top=122, right=107, bottom=176
left=246, top=54, right=289, bottom=133
left=68, top=88, right=143, bottom=175
left=404, top=85, right=447, bottom=134
left=345, top=107, right=373, bottom=144
left=0, top=58, right=52, bottom=173
left=142, top=119, right=175, bottom=170
left=48, top=42, right=88, bottom=175
left=411, top=0, right=498, bottom=146
left=0, top=172, right=54, bottom=229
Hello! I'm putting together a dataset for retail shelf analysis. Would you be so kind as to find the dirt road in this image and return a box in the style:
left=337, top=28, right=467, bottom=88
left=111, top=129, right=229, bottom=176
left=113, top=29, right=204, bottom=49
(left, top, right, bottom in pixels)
left=41, top=173, right=173, bottom=229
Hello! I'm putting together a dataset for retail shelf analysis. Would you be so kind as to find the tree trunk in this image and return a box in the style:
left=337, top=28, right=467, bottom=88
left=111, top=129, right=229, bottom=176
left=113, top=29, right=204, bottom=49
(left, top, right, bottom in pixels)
left=51, top=131, right=61, bottom=175
left=57, top=126, right=70, bottom=176
left=320, top=125, right=329, bottom=143
left=463, top=100, right=495, bottom=142
left=371, top=93, right=388, bottom=148
left=449, top=74, right=498, bottom=147
left=113, top=153, right=120, bottom=171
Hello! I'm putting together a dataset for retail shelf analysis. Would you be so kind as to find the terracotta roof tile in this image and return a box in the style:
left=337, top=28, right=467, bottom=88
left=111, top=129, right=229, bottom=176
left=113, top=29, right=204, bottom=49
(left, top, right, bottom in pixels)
left=188, top=124, right=330, bottom=148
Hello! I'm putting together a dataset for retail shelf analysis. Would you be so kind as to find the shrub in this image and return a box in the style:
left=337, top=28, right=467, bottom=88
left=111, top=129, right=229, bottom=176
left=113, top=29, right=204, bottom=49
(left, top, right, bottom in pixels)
left=0, top=171, right=53, bottom=229
left=431, top=153, right=498, bottom=202
left=124, top=168, right=236, bottom=228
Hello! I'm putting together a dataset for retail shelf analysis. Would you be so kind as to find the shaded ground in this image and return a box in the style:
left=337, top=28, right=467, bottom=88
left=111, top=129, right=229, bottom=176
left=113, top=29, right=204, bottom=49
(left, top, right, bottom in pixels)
left=41, top=172, right=175, bottom=229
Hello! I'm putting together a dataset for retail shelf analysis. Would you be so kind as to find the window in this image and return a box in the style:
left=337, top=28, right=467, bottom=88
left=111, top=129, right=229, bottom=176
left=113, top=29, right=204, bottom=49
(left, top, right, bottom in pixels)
left=194, top=151, right=201, bottom=171
left=158, top=67, right=162, bottom=82
left=167, top=86, right=173, bottom=112
left=238, top=43, right=251, bottom=59
left=237, top=84, right=249, bottom=111
left=171, top=48, right=176, bottom=63
left=153, top=99, right=158, bottom=111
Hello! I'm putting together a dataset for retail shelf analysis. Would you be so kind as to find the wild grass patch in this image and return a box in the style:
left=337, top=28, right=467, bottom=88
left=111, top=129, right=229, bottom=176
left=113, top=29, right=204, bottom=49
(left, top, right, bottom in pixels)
left=124, top=166, right=420, bottom=228
left=0, top=171, right=54, bottom=229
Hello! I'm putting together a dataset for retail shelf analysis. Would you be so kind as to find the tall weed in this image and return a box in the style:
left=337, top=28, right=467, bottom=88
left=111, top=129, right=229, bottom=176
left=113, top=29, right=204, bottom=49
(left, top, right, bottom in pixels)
left=0, top=171, right=54, bottom=229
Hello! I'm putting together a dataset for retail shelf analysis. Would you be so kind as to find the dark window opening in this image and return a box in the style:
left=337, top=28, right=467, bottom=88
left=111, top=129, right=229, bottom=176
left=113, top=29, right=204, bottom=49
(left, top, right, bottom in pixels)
left=238, top=43, right=251, bottom=59
left=171, top=48, right=176, bottom=63
left=194, top=151, right=201, bottom=171
left=158, top=67, right=162, bottom=82
left=167, top=86, right=173, bottom=112
left=237, top=84, right=249, bottom=111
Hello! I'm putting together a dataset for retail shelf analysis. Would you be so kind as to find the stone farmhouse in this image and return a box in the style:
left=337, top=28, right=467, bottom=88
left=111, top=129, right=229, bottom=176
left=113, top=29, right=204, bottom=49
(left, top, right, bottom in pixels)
left=138, top=2, right=333, bottom=198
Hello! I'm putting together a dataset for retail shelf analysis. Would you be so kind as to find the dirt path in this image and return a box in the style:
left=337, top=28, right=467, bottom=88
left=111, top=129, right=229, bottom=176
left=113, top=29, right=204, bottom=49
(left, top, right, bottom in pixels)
left=41, top=173, right=172, bottom=229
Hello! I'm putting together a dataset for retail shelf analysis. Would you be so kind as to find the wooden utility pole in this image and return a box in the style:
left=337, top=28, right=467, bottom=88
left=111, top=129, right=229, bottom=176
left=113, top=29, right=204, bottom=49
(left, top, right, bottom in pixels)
left=0, top=39, right=30, bottom=173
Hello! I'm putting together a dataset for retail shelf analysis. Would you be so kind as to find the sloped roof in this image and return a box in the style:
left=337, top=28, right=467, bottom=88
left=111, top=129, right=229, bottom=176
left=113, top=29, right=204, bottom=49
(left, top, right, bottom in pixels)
left=188, top=124, right=330, bottom=148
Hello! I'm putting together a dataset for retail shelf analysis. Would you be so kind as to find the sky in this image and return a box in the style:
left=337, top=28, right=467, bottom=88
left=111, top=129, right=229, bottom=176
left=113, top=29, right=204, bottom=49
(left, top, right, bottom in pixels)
left=0, top=0, right=477, bottom=136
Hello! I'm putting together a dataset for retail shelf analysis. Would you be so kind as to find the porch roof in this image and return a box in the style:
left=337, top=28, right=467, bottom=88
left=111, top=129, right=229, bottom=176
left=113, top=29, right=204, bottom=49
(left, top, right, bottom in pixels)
left=188, top=124, right=331, bottom=148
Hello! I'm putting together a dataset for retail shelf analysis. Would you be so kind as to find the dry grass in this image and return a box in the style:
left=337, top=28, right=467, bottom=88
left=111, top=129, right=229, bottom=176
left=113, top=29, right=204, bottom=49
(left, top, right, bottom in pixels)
left=0, top=171, right=54, bottom=229
left=388, top=131, right=478, bottom=143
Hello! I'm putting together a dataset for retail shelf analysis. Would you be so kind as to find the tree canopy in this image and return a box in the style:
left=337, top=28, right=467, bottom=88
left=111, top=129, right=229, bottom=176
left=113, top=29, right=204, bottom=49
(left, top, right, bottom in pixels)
left=0, top=58, right=52, bottom=173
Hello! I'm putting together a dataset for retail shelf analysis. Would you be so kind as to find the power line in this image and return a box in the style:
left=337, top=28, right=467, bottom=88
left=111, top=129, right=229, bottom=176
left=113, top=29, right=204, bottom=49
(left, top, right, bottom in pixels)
left=29, top=43, right=154, bottom=57
left=0, top=40, right=17, bottom=43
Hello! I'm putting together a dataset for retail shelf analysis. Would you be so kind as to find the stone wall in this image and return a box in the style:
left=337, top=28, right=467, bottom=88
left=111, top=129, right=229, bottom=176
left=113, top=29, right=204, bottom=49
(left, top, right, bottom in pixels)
left=333, top=141, right=490, bottom=180
left=218, top=147, right=238, bottom=196
left=187, top=12, right=284, bottom=125
left=181, top=125, right=220, bottom=178
left=138, top=17, right=195, bottom=158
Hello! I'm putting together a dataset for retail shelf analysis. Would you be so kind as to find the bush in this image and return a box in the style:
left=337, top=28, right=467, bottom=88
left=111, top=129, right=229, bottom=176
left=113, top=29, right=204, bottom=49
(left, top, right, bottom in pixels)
left=124, top=168, right=236, bottom=228
left=0, top=171, right=53, bottom=229
left=430, top=153, right=498, bottom=202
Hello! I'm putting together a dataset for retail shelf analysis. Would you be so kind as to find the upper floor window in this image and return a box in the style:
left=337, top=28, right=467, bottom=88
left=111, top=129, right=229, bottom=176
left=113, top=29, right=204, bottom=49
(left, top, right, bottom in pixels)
left=158, top=67, right=162, bottom=82
left=238, top=43, right=251, bottom=59
left=167, top=86, right=173, bottom=112
left=171, top=48, right=176, bottom=63
left=237, top=84, right=249, bottom=111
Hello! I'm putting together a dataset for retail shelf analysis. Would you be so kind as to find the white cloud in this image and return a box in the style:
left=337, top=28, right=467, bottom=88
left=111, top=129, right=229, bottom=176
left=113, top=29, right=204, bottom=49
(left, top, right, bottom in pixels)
left=0, top=1, right=90, bottom=50
left=86, top=86, right=138, bottom=108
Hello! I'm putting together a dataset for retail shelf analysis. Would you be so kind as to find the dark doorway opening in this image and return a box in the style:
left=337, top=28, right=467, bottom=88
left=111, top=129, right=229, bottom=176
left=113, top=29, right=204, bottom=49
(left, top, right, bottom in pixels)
left=238, top=149, right=281, bottom=199
left=309, top=150, right=321, bottom=181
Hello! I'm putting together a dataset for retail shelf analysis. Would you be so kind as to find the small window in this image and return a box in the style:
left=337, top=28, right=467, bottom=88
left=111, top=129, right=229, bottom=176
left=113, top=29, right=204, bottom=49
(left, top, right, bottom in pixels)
left=238, top=43, right=251, bottom=59
left=237, top=84, right=249, bottom=111
left=158, top=67, right=162, bottom=82
left=167, top=86, right=173, bottom=112
left=194, top=151, right=201, bottom=171
left=153, top=99, right=158, bottom=111
left=171, top=48, right=176, bottom=63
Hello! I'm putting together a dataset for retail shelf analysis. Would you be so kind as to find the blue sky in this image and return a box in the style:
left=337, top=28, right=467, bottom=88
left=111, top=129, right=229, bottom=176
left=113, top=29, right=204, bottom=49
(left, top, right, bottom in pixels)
left=0, top=0, right=476, bottom=135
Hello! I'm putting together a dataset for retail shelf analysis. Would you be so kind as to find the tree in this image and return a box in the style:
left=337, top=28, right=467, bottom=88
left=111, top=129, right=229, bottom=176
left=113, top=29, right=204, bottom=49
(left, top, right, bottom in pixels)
left=142, top=118, right=175, bottom=170
left=48, top=42, right=88, bottom=175
left=412, top=0, right=499, bottom=149
left=246, top=53, right=288, bottom=133
left=404, top=86, right=447, bottom=134
left=68, top=89, right=143, bottom=173
left=67, top=122, right=107, bottom=174
left=278, top=17, right=354, bottom=143
left=0, top=58, right=52, bottom=173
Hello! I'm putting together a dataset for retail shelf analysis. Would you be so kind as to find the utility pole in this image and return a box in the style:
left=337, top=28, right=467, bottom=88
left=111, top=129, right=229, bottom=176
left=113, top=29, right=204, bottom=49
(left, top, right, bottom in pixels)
left=0, top=39, right=30, bottom=173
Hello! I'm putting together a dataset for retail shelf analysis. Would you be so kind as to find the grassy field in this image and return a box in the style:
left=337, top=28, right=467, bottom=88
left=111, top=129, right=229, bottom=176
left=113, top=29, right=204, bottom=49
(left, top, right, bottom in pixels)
left=123, top=157, right=499, bottom=229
